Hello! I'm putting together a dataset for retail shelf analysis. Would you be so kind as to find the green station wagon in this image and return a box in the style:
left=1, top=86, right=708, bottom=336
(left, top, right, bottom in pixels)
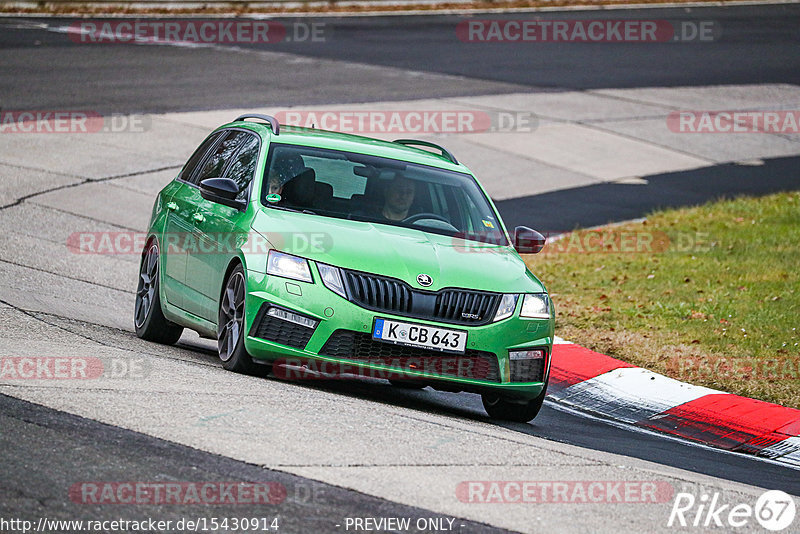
left=135, top=114, right=554, bottom=422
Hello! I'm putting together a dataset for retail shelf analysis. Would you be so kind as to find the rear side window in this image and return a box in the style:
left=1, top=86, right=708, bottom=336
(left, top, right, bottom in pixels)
left=226, top=133, right=260, bottom=201
left=177, top=132, right=222, bottom=183
left=191, top=130, right=249, bottom=186
left=301, top=155, right=367, bottom=199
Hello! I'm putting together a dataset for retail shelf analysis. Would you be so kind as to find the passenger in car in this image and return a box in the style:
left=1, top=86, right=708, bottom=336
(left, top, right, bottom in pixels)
left=266, top=154, right=305, bottom=199
left=267, top=174, right=284, bottom=196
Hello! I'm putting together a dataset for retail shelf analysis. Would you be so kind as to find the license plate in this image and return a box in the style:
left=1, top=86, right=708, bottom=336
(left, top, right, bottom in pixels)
left=372, top=318, right=467, bottom=354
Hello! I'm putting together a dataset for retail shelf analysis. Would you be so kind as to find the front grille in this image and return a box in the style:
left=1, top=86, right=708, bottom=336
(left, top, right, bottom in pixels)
left=250, top=305, right=315, bottom=349
left=343, top=270, right=413, bottom=313
left=341, top=269, right=499, bottom=326
left=509, top=358, right=546, bottom=383
left=433, top=290, right=498, bottom=324
left=320, top=330, right=500, bottom=382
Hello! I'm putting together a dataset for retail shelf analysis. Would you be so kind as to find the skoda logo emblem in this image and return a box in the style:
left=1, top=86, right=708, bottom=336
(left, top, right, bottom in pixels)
left=417, top=274, right=433, bottom=287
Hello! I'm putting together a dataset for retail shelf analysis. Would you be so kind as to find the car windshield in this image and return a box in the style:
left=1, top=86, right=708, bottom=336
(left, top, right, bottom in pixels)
left=261, top=143, right=508, bottom=245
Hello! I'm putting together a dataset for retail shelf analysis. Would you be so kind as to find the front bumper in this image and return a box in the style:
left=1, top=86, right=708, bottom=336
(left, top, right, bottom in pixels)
left=243, top=267, right=554, bottom=400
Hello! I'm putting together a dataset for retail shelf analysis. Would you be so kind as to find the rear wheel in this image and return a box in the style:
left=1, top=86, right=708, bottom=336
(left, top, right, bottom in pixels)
left=134, top=242, right=183, bottom=344
left=218, top=265, right=269, bottom=376
left=482, top=386, right=547, bottom=423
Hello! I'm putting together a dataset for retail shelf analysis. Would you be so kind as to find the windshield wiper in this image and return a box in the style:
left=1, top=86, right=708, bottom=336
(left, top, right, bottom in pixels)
left=265, top=204, right=319, bottom=216
left=265, top=204, right=299, bottom=212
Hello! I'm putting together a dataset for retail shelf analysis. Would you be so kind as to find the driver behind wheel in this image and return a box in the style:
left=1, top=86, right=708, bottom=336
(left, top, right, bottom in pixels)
left=380, top=174, right=417, bottom=221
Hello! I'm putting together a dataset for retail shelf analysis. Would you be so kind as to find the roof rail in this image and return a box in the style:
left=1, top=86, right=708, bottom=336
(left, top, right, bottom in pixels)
left=233, top=114, right=280, bottom=135
left=393, top=139, right=458, bottom=165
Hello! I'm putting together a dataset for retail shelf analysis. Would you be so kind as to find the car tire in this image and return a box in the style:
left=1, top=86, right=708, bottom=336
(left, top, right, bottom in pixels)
left=218, top=264, right=270, bottom=376
left=388, top=379, right=427, bottom=390
left=134, top=241, right=183, bottom=345
left=481, top=386, right=547, bottom=423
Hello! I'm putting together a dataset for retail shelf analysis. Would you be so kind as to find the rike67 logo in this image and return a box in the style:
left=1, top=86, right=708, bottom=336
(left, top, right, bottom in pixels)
left=668, top=490, right=796, bottom=531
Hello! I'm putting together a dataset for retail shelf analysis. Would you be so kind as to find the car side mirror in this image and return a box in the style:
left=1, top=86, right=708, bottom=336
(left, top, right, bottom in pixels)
left=514, top=226, right=546, bottom=254
left=199, top=178, right=247, bottom=211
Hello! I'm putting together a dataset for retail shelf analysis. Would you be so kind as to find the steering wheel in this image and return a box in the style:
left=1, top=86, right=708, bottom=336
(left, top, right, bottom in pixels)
left=402, top=212, right=451, bottom=225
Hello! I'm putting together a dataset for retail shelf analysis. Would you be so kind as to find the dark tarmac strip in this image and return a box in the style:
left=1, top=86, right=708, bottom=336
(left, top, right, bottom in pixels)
left=256, top=5, right=800, bottom=90
left=0, top=393, right=512, bottom=533
left=496, top=155, right=800, bottom=233
left=2, top=4, right=800, bottom=114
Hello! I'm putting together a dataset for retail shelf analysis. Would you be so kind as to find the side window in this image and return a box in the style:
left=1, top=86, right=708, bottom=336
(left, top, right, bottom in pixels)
left=453, top=189, right=483, bottom=234
left=226, top=134, right=260, bottom=201
left=428, top=183, right=450, bottom=219
left=190, top=131, right=248, bottom=186
left=178, top=132, right=222, bottom=183
left=302, top=156, right=367, bottom=199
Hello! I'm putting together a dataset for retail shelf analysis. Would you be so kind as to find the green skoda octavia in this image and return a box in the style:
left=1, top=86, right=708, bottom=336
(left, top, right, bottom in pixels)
left=135, top=114, right=554, bottom=422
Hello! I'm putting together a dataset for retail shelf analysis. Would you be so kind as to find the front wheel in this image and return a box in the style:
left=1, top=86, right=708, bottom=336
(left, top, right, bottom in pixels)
left=134, top=241, right=183, bottom=344
left=218, top=265, right=269, bottom=376
left=482, top=386, right=547, bottom=423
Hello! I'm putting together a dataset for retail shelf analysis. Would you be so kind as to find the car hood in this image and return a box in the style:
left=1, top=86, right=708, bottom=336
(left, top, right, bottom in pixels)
left=252, top=209, right=544, bottom=293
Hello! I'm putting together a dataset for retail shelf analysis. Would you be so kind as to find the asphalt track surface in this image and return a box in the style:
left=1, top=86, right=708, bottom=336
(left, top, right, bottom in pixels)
left=497, top=154, right=800, bottom=232
left=1, top=5, right=800, bottom=532
left=2, top=5, right=800, bottom=111
left=0, top=394, right=510, bottom=533
left=2, top=5, right=799, bottom=230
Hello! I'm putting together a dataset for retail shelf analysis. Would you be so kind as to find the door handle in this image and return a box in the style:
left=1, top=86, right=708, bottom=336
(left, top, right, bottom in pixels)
left=166, top=202, right=178, bottom=211
left=192, top=213, right=205, bottom=223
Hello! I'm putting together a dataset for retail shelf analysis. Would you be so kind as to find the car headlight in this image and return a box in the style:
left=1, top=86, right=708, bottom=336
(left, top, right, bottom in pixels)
left=267, top=250, right=313, bottom=283
left=318, top=263, right=346, bottom=298
left=493, top=294, right=518, bottom=322
left=520, top=293, right=550, bottom=319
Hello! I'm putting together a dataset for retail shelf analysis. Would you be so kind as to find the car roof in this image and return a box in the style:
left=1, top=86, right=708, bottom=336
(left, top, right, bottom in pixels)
left=223, top=120, right=471, bottom=174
